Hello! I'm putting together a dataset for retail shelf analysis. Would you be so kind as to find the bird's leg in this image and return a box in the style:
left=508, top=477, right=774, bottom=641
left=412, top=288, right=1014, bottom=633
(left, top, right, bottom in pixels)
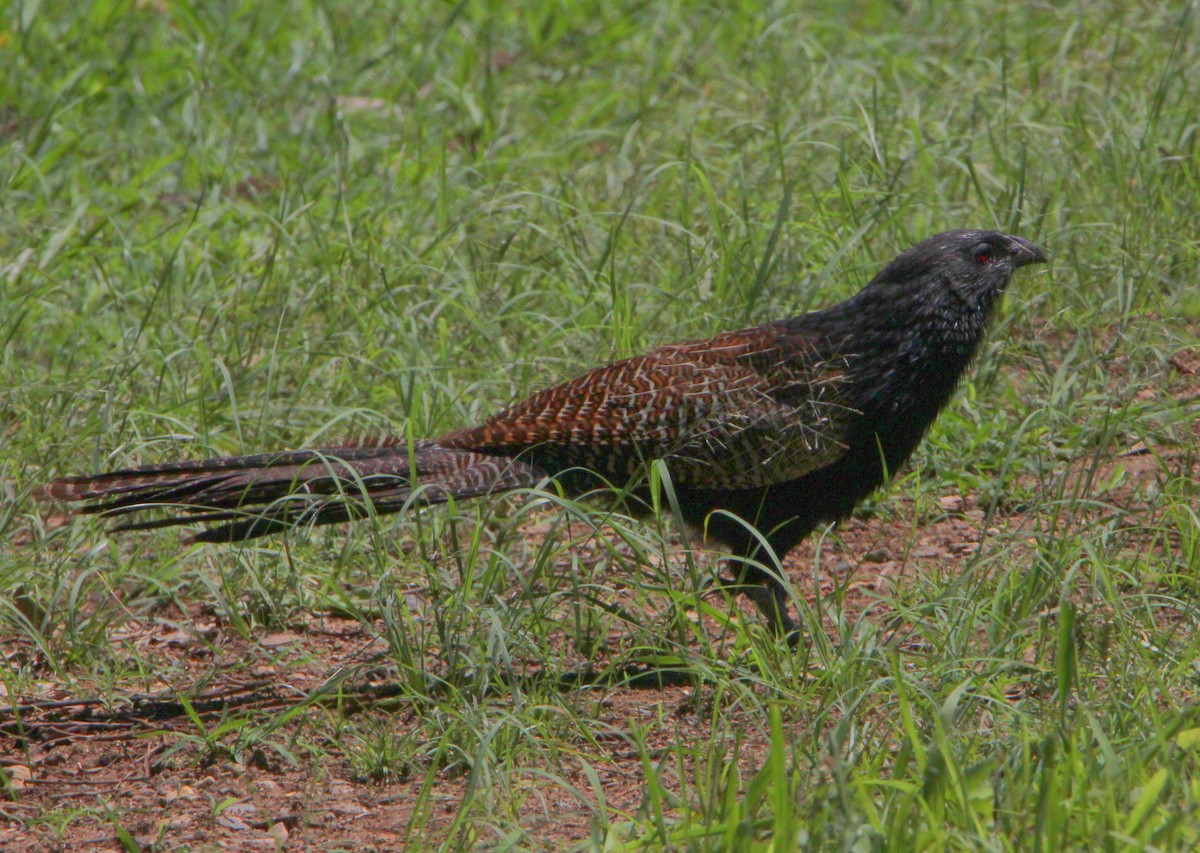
left=741, top=580, right=799, bottom=640
left=716, top=557, right=801, bottom=644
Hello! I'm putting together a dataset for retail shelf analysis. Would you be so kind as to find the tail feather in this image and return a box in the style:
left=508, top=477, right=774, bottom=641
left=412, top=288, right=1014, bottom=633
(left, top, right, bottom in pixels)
left=38, top=441, right=546, bottom=542
left=36, top=445, right=405, bottom=500
left=191, top=460, right=544, bottom=542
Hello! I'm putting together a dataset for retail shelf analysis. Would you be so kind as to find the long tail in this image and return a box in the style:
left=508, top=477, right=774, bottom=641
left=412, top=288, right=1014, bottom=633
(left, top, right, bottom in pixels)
left=36, top=440, right=545, bottom=543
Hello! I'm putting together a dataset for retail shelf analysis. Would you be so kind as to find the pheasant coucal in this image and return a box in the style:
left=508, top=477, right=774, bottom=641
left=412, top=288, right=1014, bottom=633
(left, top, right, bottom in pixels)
left=37, top=230, right=1047, bottom=638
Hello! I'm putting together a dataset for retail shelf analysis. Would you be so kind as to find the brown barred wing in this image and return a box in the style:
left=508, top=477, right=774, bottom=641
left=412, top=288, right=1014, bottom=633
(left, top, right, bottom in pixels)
left=438, top=325, right=853, bottom=490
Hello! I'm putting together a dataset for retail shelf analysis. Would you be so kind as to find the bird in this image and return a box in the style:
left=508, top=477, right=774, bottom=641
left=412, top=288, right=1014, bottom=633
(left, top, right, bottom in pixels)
left=36, top=229, right=1047, bottom=640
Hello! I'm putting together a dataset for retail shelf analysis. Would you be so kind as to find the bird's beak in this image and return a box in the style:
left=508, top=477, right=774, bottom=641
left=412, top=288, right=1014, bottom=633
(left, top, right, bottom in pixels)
left=1008, top=235, right=1048, bottom=267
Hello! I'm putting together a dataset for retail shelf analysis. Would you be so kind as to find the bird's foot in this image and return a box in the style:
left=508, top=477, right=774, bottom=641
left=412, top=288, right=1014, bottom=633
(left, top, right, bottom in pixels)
left=737, top=581, right=801, bottom=645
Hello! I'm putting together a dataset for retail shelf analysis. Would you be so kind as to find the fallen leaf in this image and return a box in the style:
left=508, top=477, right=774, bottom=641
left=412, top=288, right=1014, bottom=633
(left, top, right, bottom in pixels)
left=218, top=814, right=252, bottom=831
left=261, top=632, right=301, bottom=648
left=4, top=765, right=31, bottom=793
left=328, top=801, right=370, bottom=818
left=938, top=495, right=964, bottom=513
left=1169, top=348, right=1199, bottom=375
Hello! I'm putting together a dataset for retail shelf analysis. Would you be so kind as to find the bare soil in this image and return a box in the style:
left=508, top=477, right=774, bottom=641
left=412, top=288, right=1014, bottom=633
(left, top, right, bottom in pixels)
left=3, top=352, right=1195, bottom=851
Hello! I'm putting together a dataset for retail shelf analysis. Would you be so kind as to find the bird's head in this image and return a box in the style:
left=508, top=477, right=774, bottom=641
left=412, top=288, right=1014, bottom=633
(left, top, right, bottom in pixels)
left=873, top=229, right=1048, bottom=316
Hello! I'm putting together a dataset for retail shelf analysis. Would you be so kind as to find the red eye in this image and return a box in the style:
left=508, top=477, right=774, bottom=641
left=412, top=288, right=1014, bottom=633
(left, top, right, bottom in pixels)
left=971, top=242, right=995, bottom=266
left=975, top=251, right=993, bottom=266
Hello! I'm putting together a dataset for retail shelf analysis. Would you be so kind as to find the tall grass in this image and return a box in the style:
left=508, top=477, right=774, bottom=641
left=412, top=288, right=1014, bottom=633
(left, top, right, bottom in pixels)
left=2, top=0, right=1198, bottom=848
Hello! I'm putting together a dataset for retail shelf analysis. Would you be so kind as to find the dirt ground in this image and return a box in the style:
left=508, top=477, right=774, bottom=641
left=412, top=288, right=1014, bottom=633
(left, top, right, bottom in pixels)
left=3, top=349, right=1196, bottom=851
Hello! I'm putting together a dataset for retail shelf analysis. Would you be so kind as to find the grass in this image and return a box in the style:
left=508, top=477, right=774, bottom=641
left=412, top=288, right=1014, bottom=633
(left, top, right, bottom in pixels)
left=2, top=0, right=1199, bottom=849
